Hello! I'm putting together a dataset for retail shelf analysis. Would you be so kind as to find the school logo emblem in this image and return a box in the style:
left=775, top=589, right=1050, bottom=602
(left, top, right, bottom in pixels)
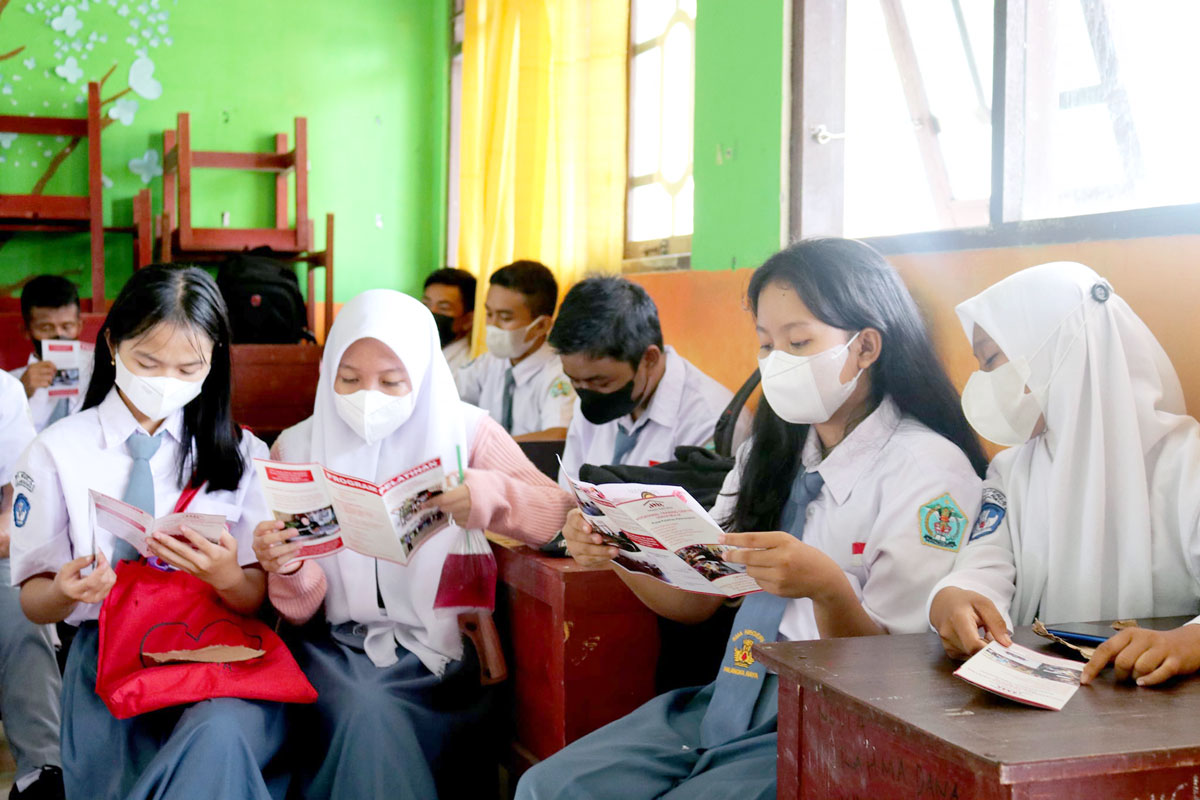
left=13, top=494, right=30, bottom=528
left=919, top=493, right=967, bottom=551
left=725, top=628, right=765, bottom=677
left=969, top=488, right=1008, bottom=543
left=549, top=378, right=572, bottom=398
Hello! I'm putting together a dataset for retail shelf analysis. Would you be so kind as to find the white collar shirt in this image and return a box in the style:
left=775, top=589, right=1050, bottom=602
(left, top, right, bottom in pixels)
left=455, top=343, right=575, bottom=435
left=9, top=388, right=269, bottom=624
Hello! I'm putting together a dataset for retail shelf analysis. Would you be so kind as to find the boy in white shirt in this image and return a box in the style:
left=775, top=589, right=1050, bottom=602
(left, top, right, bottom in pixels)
left=10, top=275, right=93, bottom=433
left=420, top=268, right=476, bottom=373
left=551, top=276, right=745, bottom=488
left=0, top=371, right=64, bottom=799
left=457, top=260, right=575, bottom=437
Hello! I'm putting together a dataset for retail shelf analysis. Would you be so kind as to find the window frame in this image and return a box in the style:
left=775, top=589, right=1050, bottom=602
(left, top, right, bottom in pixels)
left=623, top=1, right=696, bottom=267
left=788, top=0, right=1200, bottom=255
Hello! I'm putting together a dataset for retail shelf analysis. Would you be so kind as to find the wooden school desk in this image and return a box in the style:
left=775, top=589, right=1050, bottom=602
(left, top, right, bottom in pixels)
left=490, top=538, right=661, bottom=772
left=757, top=620, right=1200, bottom=800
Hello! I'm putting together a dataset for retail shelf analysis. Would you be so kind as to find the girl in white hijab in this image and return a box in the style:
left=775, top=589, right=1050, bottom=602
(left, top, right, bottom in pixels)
left=929, top=262, right=1200, bottom=687
left=252, top=289, right=572, bottom=798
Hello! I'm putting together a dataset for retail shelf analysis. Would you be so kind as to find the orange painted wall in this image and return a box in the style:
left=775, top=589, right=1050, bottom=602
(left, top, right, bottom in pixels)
left=629, top=235, right=1200, bottom=414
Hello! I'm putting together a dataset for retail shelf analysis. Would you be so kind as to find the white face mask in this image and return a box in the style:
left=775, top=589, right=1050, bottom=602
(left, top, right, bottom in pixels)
left=485, top=317, right=546, bottom=361
left=960, top=357, right=1044, bottom=446
left=758, top=333, right=863, bottom=425
left=114, top=351, right=206, bottom=421
left=334, top=389, right=415, bottom=444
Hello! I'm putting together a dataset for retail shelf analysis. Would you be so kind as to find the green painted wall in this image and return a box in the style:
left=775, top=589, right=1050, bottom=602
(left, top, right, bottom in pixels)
left=692, top=0, right=785, bottom=272
left=0, top=0, right=449, bottom=302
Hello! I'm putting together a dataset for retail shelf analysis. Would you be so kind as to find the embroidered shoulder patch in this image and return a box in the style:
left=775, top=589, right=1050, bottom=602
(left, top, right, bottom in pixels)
left=919, top=493, right=967, bottom=551
left=12, top=493, right=30, bottom=528
left=968, top=487, right=1008, bottom=543
left=549, top=377, right=572, bottom=398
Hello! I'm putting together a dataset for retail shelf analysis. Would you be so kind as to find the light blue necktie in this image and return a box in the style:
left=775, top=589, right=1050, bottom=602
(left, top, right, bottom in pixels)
left=113, top=431, right=163, bottom=562
left=45, top=397, right=70, bottom=427
left=699, top=468, right=825, bottom=747
left=500, top=367, right=516, bottom=432
left=611, top=424, right=641, bottom=464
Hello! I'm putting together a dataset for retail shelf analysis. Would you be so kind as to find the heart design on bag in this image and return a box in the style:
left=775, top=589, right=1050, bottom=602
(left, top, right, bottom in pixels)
left=138, top=618, right=265, bottom=668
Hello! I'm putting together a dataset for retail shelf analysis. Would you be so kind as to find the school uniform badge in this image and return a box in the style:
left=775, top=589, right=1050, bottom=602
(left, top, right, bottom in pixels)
left=723, top=628, right=765, bottom=678
left=13, top=493, right=30, bottom=528
left=919, top=493, right=967, bottom=551
left=549, top=377, right=572, bottom=398
left=969, top=487, right=1007, bottom=542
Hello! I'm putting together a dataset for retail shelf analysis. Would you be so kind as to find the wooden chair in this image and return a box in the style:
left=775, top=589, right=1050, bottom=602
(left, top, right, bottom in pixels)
left=161, top=113, right=311, bottom=254
left=0, top=82, right=105, bottom=310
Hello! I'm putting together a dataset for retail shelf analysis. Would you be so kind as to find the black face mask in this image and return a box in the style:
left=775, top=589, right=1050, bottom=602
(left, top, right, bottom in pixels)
left=577, top=378, right=640, bottom=425
left=432, top=313, right=458, bottom=348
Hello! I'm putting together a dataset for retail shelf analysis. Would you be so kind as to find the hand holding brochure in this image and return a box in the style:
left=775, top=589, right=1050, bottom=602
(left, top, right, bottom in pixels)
left=254, top=458, right=450, bottom=566
left=88, top=490, right=226, bottom=560
left=568, top=475, right=761, bottom=597
left=41, top=339, right=83, bottom=398
left=954, top=641, right=1084, bottom=710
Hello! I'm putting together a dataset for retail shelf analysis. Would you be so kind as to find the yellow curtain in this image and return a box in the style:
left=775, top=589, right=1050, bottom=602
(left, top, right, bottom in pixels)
left=459, top=0, right=629, bottom=353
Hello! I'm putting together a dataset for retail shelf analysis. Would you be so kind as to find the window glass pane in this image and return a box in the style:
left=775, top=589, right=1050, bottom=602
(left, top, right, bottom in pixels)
left=630, top=49, right=662, bottom=178
left=628, top=183, right=673, bottom=242
left=674, top=175, right=694, bottom=237
left=633, top=0, right=675, bottom=45
left=1017, top=0, right=1200, bottom=220
left=843, top=0, right=993, bottom=237
left=660, top=20, right=693, bottom=185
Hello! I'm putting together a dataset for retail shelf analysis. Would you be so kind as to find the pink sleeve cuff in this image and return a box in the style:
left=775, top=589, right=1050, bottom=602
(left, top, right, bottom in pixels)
left=267, top=560, right=327, bottom=626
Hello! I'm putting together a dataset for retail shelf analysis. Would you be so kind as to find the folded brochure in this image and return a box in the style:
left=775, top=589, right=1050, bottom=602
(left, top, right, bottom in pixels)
left=88, top=490, right=226, bottom=560
left=567, top=474, right=761, bottom=597
left=254, top=458, right=450, bottom=566
left=954, top=641, right=1084, bottom=710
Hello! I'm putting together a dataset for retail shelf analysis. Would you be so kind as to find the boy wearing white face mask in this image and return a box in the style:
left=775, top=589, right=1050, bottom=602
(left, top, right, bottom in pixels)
left=517, top=239, right=988, bottom=800
left=456, top=260, right=575, bottom=437
left=10, top=265, right=287, bottom=800
left=928, top=262, right=1200, bottom=688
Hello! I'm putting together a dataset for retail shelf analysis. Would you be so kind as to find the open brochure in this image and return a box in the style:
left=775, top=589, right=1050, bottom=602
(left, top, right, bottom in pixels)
left=254, top=458, right=450, bottom=566
left=88, top=490, right=226, bottom=559
left=42, top=339, right=84, bottom=398
left=567, top=475, right=761, bottom=597
left=954, top=641, right=1084, bottom=711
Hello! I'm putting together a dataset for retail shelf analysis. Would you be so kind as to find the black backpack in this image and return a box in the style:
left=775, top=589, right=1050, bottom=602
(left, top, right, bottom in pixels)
left=216, top=250, right=314, bottom=344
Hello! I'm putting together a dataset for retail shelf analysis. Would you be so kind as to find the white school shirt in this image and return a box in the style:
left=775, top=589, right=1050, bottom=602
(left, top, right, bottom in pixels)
left=9, top=344, right=94, bottom=433
left=0, top=372, right=36, bottom=485
left=9, top=389, right=270, bottom=625
left=443, top=338, right=472, bottom=374
left=711, top=397, right=983, bottom=641
left=557, top=347, right=746, bottom=488
left=456, top=344, right=575, bottom=435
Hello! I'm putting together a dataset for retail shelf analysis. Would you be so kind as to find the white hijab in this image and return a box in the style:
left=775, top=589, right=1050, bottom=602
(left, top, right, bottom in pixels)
left=310, top=289, right=486, bottom=673
left=957, top=262, right=1200, bottom=623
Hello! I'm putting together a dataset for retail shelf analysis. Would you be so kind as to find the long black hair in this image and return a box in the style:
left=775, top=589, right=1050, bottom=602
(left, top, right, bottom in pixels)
left=727, top=238, right=988, bottom=533
left=84, top=265, right=245, bottom=492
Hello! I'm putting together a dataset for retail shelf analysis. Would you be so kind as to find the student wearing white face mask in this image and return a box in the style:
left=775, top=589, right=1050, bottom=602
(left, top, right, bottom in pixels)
left=455, top=260, right=576, bottom=437
left=252, top=290, right=573, bottom=798
left=10, top=266, right=286, bottom=800
left=929, top=262, right=1200, bottom=687
left=517, top=239, right=988, bottom=800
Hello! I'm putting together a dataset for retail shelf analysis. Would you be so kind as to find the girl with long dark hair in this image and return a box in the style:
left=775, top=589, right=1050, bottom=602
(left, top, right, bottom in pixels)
left=517, top=238, right=987, bottom=800
left=10, top=265, right=286, bottom=799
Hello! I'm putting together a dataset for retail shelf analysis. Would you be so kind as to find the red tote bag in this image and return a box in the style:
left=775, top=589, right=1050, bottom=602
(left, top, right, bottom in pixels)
left=95, top=484, right=317, bottom=719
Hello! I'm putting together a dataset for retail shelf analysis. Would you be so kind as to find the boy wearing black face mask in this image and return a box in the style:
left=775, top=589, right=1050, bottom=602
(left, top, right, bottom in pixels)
left=550, top=276, right=745, bottom=490
left=420, top=268, right=477, bottom=374
left=10, top=274, right=92, bottom=433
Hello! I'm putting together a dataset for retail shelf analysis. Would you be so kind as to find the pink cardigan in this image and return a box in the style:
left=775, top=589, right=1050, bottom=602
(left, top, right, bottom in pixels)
left=268, top=416, right=573, bottom=624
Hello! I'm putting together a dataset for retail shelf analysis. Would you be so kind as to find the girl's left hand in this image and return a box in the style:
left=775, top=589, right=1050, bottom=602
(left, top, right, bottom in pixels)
left=148, top=526, right=244, bottom=592
left=720, top=531, right=844, bottom=599
left=1081, top=625, right=1200, bottom=687
left=422, top=484, right=472, bottom=525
